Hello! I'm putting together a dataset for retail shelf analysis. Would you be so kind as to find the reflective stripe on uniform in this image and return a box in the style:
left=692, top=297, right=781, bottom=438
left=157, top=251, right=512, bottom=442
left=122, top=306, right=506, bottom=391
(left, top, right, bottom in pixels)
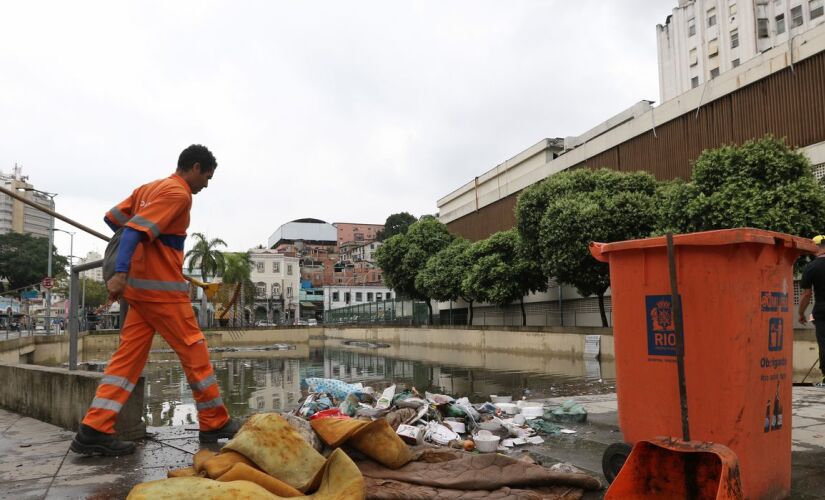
left=129, top=215, right=160, bottom=238
left=127, top=277, right=190, bottom=292
left=101, top=375, right=135, bottom=393
left=109, top=206, right=128, bottom=225
left=90, top=397, right=123, bottom=413
left=196, top=396, right=224, bottom=411
left=189, top=374, right=217, bottom=393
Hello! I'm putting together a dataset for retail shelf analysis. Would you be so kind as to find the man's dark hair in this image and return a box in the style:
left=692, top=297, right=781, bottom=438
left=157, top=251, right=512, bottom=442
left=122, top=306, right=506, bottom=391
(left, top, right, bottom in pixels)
left=177, top=144, right=217, bottom=173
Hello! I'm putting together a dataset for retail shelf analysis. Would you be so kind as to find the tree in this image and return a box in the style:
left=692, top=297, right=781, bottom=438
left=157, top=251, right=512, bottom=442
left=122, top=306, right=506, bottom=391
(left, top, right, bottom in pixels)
left=0, top=232, right=69, bottom=291
left=415, top=239, right=478, bottom=325
left=219, top=252, right=254, bottom=327
left=53, top=277, right=108, bottom=310
left=375, top=217, right=454, bottom=324
left=656, top=135, right=825, bottom=236
left=185, top=233, right=227, bottom=327
left=517, top=168, right=659, bottom=327
left=376, top=212, right=417, bottom=241
left=462, top=230, right=547, bottom=326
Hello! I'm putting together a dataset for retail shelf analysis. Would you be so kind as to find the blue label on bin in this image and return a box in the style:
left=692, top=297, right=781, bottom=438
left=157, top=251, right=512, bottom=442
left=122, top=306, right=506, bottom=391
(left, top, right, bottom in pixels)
left=760, top=292, right=788, bottom=312
left=646, top=295, right=680, bottom=357
left=768, top=317, right=784, bottom=352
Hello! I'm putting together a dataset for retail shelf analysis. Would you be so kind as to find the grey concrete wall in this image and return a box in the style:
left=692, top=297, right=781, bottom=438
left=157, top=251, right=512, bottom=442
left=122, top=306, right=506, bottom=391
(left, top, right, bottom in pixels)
left=0, top=362, right=145, bottom=440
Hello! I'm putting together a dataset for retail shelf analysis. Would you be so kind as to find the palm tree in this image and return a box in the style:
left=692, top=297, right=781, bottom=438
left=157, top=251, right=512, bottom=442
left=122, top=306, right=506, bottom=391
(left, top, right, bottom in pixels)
left=220, top=252, right=253, bottom=327
left=185, top=233, right=227, bottom=327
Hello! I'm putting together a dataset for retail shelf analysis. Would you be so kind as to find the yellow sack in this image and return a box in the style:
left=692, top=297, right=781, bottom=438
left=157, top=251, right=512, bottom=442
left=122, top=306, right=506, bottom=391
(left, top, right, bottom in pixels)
left=199, top=450, right=260, bottom=479
left=166, top=467, right=202, bottom=478
left=127, top=477, right=278, bottom=499
left=223, top=413, right=326, bottom=492
left=217, top=463, right=303, bottom=497
left=310, top=417, right=370, bottom=448
left=348, top=419, right=413, bottom=470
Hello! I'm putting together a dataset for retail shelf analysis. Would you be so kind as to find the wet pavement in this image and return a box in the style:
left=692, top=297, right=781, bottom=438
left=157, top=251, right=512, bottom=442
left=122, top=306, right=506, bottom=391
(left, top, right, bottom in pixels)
left=1, top=387, right=824, bottom=499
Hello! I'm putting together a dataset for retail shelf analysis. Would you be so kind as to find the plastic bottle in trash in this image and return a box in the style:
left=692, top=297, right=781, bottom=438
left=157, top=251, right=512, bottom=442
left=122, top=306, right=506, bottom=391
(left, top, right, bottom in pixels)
left=764, top=400, right=771, bottom=433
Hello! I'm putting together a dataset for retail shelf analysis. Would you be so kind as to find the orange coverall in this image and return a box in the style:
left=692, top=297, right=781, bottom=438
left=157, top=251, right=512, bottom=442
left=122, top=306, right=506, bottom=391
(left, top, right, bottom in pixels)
left=82, top=174, right=229, bottom=434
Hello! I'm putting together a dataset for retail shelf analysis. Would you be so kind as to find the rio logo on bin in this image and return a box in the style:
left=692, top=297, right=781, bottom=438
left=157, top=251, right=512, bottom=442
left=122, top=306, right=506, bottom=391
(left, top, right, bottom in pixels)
left=646, top=295, right=680, bottom=356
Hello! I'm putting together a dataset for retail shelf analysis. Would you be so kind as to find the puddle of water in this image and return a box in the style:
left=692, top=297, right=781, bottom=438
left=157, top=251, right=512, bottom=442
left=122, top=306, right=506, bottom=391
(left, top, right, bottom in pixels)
left=41, top=339, right=616, bottom=427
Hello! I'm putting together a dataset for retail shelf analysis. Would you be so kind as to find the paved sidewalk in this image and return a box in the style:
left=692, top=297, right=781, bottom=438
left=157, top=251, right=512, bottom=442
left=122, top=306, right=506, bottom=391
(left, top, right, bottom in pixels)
left=0, top=387, right=824, bottom=499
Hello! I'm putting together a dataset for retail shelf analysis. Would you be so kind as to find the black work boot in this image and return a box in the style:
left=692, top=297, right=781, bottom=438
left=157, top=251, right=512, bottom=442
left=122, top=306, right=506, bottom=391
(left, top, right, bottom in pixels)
left=199, top=418, right=242, bottom=443
left=70, top=424, right=136, bottom=457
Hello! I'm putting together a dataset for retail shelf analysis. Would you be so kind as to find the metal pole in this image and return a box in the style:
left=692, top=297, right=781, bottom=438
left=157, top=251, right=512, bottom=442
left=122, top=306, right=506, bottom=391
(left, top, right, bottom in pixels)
left=81, top=276, right=86, bottom=331
left=0, top=185, right=109, bottom=242
left=69, top=267, right=79, bottom=370
left=666, top=232, right=690, bottom=441
left=45, top=215, right=54, bottom=334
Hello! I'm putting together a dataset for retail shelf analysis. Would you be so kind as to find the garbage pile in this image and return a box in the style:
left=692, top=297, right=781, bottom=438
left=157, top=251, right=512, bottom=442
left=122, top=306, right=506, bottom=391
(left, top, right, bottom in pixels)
left=126, top=379, right=601, bottom=499
left=298, top=378, right=588, bottom=454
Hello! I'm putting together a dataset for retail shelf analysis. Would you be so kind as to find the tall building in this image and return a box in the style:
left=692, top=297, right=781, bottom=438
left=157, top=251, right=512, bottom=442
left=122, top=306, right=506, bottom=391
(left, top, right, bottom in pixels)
left=77, top=251, right=104, bottom=282
left=0, top=165, right=55, bottom=237
left=657, top=0, right=825, bottom=102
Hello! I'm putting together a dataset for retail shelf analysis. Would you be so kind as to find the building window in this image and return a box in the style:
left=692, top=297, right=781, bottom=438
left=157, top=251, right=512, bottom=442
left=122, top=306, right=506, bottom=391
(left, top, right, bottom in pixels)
left=811, top=0, right=824, bottom=19
left=271, top=283, right=280, bottom=297
left=256, top=261, right=264, bottom=273
left=707, top=7, right=717, bottom=26
left=355, top=292, right=362, bottom=302
left=729, top=1, right=737, bottom=16
left=367, top=292, right=373, bottom=301
left=791, top=5, right=804, bottom=27
left=708, top=38, right=719, bottom=55
left=332, top=291, right=340, bottom=302
left=691, top=76, right=700, bottom=88
left=688, top=17, right=696, bottom=36
left=689, top=48, right=698, bottom=66
left=287, top=286, right=293, bottom=297
left=776, top=13, right=786, bottom=34
left=732, top=58, right=740, bottom=67
left=730, top=29, right=739, bottom=48
left=376, top=292, right=383, bottom=301
left=710, top=67, right=720, bottom=78
left=344, top=292, right=351, bottom=304
left=386, top=292, right=392, bottom=300
left=287, top=264, right=293, bottom=275
left=757, top=18, right=770, bottom=37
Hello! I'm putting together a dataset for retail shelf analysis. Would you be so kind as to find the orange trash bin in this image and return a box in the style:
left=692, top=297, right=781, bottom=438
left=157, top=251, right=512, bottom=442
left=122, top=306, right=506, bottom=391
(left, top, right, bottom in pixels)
left=590, top=228, right=816, bottom=500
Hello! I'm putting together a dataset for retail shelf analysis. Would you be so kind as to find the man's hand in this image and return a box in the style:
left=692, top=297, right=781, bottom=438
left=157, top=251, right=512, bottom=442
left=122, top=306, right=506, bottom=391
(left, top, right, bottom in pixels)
left=107, top=272, right=127, bottom=302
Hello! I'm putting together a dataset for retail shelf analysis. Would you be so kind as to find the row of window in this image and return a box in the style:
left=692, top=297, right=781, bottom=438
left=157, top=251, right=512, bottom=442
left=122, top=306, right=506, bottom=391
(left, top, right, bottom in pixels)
left=254, top=282, right=292, bottom=298
left=252, top=261, right=293, bottom=275
left=757, top=1, right=823, bottom=38
left=331, top=291, right=393, bottom=303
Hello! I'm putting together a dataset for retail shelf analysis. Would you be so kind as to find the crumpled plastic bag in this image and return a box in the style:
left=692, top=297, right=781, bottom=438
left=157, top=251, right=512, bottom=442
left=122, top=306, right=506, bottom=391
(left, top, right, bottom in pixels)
left=304, top=378, right=363, bottom=400
left=547, top=400, right=587, bottom=423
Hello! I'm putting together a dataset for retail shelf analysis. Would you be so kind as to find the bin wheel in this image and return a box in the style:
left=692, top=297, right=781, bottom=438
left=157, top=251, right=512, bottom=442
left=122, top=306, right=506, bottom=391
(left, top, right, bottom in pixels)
left=602, top=442, right=633, bottom=483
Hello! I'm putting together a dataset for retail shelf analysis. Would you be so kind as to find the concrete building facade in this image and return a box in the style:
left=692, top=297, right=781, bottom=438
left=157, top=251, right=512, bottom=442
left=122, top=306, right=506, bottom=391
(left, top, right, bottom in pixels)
left=334, top=222, right=383, bottom=246
left=77, top=251, right=103, bottom=282
left=322, top=284, right=394, bottom=311
left=248, top=249, right=301, bottom=323
left=0, top=166, right=54, bottom=238
left=657, top=0, right=825, bottom=102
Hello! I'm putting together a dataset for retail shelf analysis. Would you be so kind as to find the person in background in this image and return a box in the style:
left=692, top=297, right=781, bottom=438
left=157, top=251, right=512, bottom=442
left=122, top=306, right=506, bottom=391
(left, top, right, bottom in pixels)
left=798, top=235, right=825, bottom=387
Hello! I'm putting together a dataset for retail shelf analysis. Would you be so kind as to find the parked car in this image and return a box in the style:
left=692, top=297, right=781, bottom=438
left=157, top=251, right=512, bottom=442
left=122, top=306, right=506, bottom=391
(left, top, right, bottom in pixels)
left=307, top=318, right=318, bottom=326
left=255, top=321, right=277, bottom=327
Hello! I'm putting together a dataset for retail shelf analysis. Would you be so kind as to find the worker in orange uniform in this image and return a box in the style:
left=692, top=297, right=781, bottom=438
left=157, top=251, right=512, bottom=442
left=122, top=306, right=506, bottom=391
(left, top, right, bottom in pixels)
left=71, top=145, right=240, bottom=456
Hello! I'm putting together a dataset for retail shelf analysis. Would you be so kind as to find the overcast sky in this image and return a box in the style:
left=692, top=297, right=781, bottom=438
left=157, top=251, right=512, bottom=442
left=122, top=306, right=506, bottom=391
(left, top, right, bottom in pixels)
left=0, top=1, right=667, bottom=260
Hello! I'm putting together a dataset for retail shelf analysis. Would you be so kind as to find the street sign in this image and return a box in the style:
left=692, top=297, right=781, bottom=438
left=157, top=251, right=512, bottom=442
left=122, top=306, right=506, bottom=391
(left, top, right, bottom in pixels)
left=41, top=277, right=53, bottom=289
left=21, top=290, right=39, bottom=300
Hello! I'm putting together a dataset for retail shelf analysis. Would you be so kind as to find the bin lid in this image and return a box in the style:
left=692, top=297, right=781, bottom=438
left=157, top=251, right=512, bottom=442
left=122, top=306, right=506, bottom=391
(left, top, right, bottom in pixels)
left=590, top=227, right=818, bottom=263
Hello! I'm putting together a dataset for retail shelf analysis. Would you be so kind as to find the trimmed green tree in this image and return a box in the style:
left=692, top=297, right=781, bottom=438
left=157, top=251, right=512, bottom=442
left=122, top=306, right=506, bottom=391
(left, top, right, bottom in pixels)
left=415, top=239, right=477, bottom=325
left=517, top=168, right=659, bottom=327
left=376, top=212, right=417, bottom=241
left=656, top=135, right=825, bottom=236
left=462, top=229, right=547, bottom=326
left=0, top=232, right=69, bottom=291
left=375, top=217, right=454, bottom=324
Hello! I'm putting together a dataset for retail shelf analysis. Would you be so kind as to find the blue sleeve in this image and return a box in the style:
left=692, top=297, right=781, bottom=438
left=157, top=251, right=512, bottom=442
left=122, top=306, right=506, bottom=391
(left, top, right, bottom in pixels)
left=104, top=216, right=119, bottom=232
left=115, top=227, right=144, bottom=273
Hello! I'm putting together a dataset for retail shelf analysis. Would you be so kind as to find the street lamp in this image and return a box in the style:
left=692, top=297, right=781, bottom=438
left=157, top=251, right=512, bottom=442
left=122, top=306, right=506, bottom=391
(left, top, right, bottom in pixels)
left=16, top=187, right=57, bottom=333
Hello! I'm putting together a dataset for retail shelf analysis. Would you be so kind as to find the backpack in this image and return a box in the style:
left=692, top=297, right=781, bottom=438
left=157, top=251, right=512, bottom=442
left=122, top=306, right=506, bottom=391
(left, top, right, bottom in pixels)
left=102, top=227, right=124, bottom=283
